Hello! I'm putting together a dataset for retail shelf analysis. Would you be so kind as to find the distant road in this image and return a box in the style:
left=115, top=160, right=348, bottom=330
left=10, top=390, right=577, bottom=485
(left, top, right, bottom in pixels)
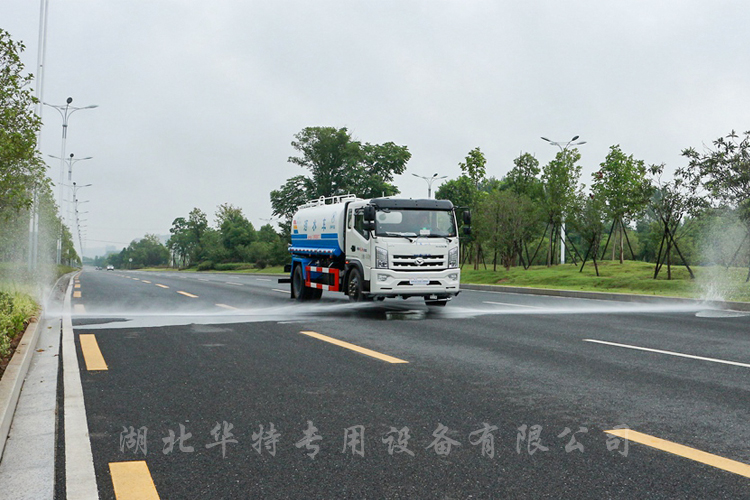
left=64, top=269, right=750, bottom=499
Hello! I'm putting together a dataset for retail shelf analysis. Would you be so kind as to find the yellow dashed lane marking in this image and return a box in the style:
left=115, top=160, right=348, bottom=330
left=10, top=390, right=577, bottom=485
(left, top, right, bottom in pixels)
left=73, top=291, right=82, bottom=298
left=605, top=428, right=750, bottom=478
left=299, top=331, right=408, bottom=364
left=142, top=280, right=151, bottom=284
left=109, top=461, right=160, bottom=499
left=216, top=303, right=238, bottom=310
left=155, top=284, right=169, bottom=289
left=177, top=291, right=198, bottom=298
left=79, top=334, right=108, bottom=371
left=73, top=304, right=86, bottom=315
left=74, top=283, right=81, bottom=288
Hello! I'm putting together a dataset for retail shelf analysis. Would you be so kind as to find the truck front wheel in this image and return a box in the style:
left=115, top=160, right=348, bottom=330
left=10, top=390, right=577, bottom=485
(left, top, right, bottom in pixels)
left=347, top=268, right=365, bottom=302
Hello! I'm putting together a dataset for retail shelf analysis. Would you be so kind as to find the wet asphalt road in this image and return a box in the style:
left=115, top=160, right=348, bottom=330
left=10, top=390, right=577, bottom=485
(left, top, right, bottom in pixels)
left=66, top=268, right=750, bottom=499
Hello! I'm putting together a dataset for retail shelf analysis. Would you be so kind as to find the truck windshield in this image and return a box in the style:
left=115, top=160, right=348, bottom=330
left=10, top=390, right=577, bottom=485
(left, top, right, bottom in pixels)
left=374, top=209, right=457, bottom=238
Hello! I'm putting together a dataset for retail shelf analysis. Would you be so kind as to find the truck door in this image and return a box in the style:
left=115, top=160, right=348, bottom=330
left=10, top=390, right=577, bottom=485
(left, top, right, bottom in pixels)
left=346, top=207, right=371, bottom=273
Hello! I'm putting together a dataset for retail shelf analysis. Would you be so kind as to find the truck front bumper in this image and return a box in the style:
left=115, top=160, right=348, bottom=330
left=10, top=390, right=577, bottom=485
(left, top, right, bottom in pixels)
left=367, top=268, right=461, bottom=298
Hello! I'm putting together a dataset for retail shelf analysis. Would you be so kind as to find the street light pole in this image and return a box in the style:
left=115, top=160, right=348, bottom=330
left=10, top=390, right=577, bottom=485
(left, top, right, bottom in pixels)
left=49, top=153, right=93, bottom=236
left=540, top=136, right=586, bottom=265
left=412, top=173, right=447, bottom=199
left=44, top=97, right=98, bottom=264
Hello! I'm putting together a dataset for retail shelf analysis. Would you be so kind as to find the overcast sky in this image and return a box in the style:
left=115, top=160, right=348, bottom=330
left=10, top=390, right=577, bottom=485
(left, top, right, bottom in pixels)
left=2, top=1, right=749, bottom=257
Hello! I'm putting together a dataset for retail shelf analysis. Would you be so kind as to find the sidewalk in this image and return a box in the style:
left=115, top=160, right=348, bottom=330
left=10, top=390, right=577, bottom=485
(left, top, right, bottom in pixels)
left=0, top=279, right=66, bottom=499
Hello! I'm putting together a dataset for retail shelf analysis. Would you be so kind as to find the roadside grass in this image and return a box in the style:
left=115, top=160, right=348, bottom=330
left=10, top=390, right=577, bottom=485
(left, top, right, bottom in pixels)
left=460, top=260, right=750, bottom=302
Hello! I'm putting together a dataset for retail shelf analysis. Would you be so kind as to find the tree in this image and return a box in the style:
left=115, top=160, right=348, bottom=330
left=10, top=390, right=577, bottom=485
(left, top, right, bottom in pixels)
left=0, top=29, right=44, bottom=215
left=648, top=164, right=697, bottom=280
left=474, top=190, right=536, bottom=270
left=167, top=208, right=210, bottom=267
left=505, top=153, right=542, bottom=200
left=534, top=148, right=583, bottom=266
left=682, top=130, right=750, bottom=280
left=271, top=127, right=411, bottom=223
left=572, top=194, right=606, bottom=276
left=215, top=203, right=255, bottom=262
left=592, top=145, right=652, bottom=263
left=459, top=147, right=487, bottom=189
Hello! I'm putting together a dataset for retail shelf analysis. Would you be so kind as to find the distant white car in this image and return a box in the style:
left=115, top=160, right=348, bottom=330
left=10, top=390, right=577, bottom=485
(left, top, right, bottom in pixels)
left=106, top=265, right=114, bottom=270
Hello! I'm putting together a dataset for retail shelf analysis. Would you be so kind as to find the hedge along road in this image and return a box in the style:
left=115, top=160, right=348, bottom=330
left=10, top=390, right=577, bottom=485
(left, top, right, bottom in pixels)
left=60, top=268, right=750, bottom=499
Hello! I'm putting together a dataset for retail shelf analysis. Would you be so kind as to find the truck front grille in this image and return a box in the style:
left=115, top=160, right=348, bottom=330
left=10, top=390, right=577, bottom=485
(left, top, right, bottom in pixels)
left=392, top=254, right=445, bottom=271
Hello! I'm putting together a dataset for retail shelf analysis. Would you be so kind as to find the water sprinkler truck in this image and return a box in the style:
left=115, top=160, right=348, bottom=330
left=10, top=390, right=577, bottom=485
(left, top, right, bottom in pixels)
left=280, top=195, right=470, bottom=306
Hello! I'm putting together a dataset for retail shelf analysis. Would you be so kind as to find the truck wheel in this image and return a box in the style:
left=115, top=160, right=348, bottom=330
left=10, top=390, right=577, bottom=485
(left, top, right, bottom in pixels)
left=293, top=265, right=312, bottom=301
left=292, top=265, right=322, bottom=302
left=347, top=268, right=364, bottom=302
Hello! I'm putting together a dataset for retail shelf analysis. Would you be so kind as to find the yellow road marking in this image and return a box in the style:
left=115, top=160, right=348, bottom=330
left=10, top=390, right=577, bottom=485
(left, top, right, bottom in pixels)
left=142, top=280, right=151, bottom=284
left=272, top=289, right=288, bottom=294
left=73, top=304, right=86, bottom=315
left=605, top=428, right=750, bottom=478
left=216, top=303, right=238, bottom=310
left=74, top=283, right=81, bottom=288
left=79, top=334, right=108, bottom=371
left=299, top=331, right=408, bottom=364
left=109, top=461, right=160, bottom=499
left=73, top=291, right=82, bottom=298
left=155, top=284, right=169, bottom=289
left=177, top=291, right=198, bottom=298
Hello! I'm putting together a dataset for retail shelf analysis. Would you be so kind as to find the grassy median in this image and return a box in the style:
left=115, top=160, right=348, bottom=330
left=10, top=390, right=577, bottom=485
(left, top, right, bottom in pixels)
left=460, top=260, right=750, bottom=302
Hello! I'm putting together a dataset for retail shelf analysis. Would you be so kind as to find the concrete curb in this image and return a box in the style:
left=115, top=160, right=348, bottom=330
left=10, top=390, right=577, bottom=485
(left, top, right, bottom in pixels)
left=459, top=283, right=750, bottom=311
left=0, top=317, right=41, bottom=462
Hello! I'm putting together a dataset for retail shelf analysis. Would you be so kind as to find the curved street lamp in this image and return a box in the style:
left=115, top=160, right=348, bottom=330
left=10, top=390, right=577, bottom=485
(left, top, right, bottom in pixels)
left=412, top=172, right=447, bottom=199
left=44, top=97, right=98, bottom=263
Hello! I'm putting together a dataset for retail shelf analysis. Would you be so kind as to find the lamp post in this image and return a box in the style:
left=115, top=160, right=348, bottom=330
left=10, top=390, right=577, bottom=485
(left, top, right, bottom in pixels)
left=50, top=153, right=92, bottom=233
left=411, top=173, right=447, bottom=199
left=72, top=183, right=91, bottom=260
left=44, top=97, right=98, bottom=263
left=540, top=136, right=586, bottom=265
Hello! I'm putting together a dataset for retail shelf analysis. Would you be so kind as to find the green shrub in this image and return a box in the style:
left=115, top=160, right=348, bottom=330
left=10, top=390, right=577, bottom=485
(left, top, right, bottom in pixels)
left=0, top=290, right=37, bottom=358
left=197, top=261, right=215, bottom=271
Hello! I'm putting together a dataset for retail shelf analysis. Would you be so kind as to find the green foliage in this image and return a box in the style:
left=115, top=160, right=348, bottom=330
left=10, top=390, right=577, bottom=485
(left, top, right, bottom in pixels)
left=0, top=29, right=45, bottom=215
left=458, top=147, right=487, bottom=188
left=506, top=152, right=542, bottom=200
left=542, top=148, right=583, bottom=226
left=110, top=234, right=170, bottom=269
left=0, top=290, right=37, bottom=358
left=474, top=190, right=536, bottom=270
left=592, top=145, right=651, bottom=224
left=271, top=127, right=411, bottom=221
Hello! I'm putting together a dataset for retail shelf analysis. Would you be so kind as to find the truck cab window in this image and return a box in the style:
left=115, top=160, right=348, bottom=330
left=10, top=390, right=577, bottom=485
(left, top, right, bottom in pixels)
left=353, top=210, right=369, bottom=240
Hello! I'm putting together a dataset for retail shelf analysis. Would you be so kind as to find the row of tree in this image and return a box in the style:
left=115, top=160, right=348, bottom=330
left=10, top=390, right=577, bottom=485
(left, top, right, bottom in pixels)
left=100, top=126, right=750, bottom=280
left=0, top=29, right=77, bottom=271
left=437, top=135, right=750, bottom=281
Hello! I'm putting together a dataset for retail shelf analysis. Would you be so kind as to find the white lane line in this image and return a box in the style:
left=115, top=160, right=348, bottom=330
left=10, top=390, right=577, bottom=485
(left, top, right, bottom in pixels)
left=225, top=282, right=243, bottom=286
left=272, top=289, right=289, bottom=294
left=256, top=278, right=272, bottom=282
left=583, top=339, right=750, bottom=368
left=198, top=279, right=209, bottom=282
left=483, top=301, right=543, bottom=308
left=63, top=277, right=99, bottom=498
left=216, top=303, right=238, bottom=310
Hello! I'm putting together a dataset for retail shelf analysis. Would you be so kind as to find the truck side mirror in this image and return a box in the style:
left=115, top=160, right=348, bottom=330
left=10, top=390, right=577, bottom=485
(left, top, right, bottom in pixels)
left=364, top=205, right=376, bottom=222
left=363, top=220, right=375, bottom=231
left=463, top=226, right=471, bottom=236
left=462, top=210, right=471, bottom=225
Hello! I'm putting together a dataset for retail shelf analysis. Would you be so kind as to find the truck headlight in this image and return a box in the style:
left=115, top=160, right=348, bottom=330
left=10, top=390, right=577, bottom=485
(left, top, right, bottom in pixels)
left=448, top=247, right=458, bottom=268
left=376, top=246, right=389, bottom=269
